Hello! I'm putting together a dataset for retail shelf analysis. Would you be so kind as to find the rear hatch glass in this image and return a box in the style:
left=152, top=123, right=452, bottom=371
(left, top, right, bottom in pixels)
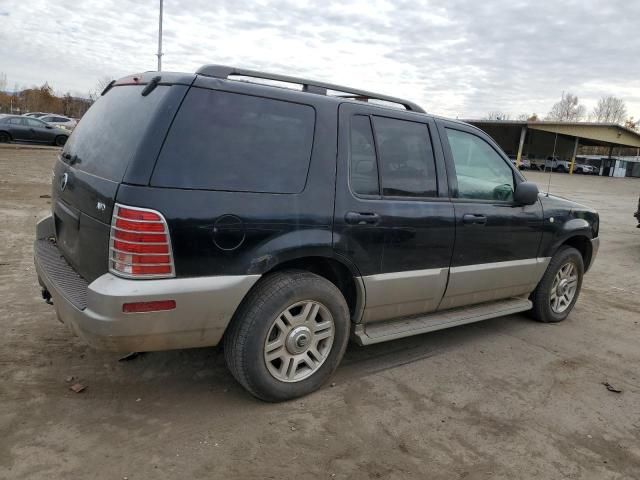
left=53, top=84, right=173, bottom=282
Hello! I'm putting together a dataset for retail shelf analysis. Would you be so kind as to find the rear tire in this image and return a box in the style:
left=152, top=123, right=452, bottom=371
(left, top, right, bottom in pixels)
left=54, top=135, right=67, bottom=147
left=224, top=270, right=350, bottom=402
left=530, top=246, right=584, bottom=323
left=0, top=131, right=10, bottom=143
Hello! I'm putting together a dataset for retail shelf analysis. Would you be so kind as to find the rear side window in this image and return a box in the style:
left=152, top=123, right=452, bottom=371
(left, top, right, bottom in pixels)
left=374, top=116, right=437, bottom=197
left=62, top=85, right=171, bottom=181
left=349, top=115, right=379, bottom=196
left=151, top=88, right=315, bottom=193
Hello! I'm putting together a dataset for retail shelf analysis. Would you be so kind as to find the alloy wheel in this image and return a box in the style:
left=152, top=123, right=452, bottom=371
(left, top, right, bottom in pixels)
left=263, top=300, right=335, bottom=382
left=550, top=261, right=578, bottom=314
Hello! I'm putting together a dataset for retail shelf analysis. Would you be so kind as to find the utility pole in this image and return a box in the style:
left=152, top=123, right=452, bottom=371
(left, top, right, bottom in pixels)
left=156, top=0, right=163, bottom=71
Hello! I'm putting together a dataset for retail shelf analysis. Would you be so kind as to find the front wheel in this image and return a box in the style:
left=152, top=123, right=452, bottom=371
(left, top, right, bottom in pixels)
left=530, top=246, right=584, bottom=322
left=54, top=135, right=67, bottom=147
left=224, top=270, right=350, bottom=402
left=0, top=131, right=11, bottom=143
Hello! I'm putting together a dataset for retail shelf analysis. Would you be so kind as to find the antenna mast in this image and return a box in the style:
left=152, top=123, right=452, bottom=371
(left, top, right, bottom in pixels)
left=156, top=0, right=163, bottom=71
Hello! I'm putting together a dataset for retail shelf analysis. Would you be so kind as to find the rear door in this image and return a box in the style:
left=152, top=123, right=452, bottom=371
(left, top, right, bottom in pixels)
left=334, top=103, right=455, bottom=323
left=7, top=117, right=31, bottom=140
left=437, top=120, right=544, bottom=310
left=52, top=80, right=189, bottom=281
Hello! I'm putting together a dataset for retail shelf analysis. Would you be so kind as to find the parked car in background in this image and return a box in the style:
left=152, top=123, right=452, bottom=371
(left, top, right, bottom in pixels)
left=508, top=154, right=531, bottom=170
left=39, top=114, right=77, bottom=131
left=544, top=156, right=572, bottom=172
left=23, top=112, right=49, bottom=118
left=574, top=163, right=598, bottom=175
left=0, top=115, right=69, bottom=146
left=34, top=66, right=600, bottom=401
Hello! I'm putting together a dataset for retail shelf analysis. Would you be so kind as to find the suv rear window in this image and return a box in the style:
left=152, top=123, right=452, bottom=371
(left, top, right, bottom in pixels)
left=62, top=85, right=170, bottom=181
left=151, top=88, right=315, bottom=193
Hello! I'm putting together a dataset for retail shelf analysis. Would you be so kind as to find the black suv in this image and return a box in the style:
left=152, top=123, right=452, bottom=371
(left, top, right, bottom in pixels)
left=34, top=66, right=600, bottom=401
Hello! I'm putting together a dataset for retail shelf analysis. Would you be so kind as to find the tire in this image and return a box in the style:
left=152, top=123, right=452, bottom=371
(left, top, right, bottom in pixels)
left=556, top=165, right=566, bottom=173
left=224, top=270, right=350, bottom=402
left=0, top=131, right=11, bottom=143
left=54, top=135, right=67, bottom=147
left=530, top=246, right=584, bottom=323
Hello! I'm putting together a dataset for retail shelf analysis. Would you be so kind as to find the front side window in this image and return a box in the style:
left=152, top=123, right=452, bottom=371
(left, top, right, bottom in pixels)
left=25, top=118, right=46, bottom=127
left=373, top=117, right=437, bottom=197
left=446, top=129, right=514, bottom=201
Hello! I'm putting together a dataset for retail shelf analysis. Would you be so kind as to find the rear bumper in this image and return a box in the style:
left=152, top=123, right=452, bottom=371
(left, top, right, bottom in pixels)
left=34, top=216, right=260, bottom=352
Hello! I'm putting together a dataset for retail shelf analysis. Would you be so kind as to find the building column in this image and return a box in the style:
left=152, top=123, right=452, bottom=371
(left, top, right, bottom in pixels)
left=569, top=137, right=579, bottom=174
left=515, top=126, right=527, bottom=168
left=608, top=145, right=614, bottom=177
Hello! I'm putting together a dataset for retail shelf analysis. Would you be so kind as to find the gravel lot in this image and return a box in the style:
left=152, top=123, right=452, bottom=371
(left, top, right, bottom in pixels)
left=1, top=147, right=639, bottom=479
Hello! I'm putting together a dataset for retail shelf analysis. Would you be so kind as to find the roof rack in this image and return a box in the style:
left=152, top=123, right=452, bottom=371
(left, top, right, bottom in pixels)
left=196, top=64, right=426, bottom=113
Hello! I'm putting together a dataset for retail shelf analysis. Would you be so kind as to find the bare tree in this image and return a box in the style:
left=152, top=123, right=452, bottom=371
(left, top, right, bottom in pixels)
left=624, top=117, right=638, bottom=130
left=88, top=75, right=114, bottom=101
left=0, top=72, right=7, bottom=92
left=485, top=111, right=510, bottom=120
left=592, top=96, right=627, bottom=124
left=546, top=92, right=586, bottom=121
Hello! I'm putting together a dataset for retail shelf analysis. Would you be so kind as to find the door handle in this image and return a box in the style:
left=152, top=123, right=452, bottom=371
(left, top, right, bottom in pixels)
left=462, top=214, right=487, bottom=225
left=345, top=211, right=380, bottom=225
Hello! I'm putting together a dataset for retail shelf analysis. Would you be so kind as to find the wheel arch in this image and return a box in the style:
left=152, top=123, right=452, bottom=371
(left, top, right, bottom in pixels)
left=264, top=255, right=365, bottom=323
left=0, top=130, right=12, bottom=141
left=552, top=234, right=593, bottom=272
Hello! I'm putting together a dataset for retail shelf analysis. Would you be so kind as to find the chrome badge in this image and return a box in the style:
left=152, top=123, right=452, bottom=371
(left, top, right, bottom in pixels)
left=60, top=172, right=69, bottom=191
left=96, top=201, right=106, bottom=212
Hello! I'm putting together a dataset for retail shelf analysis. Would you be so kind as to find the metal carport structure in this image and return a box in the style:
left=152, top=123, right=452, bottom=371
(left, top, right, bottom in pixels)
left=466, top=120, right=640, bottom=176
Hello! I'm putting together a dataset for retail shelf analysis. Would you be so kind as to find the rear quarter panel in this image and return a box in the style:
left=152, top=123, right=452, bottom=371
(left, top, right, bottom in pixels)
left=115, top=84, right=338, bottom=277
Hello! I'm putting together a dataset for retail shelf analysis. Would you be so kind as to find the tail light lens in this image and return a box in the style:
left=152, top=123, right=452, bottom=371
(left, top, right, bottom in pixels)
left=109, top=204, right=175, bottom=278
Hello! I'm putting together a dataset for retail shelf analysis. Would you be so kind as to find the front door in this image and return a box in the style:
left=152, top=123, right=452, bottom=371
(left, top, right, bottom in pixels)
left=437, top=120, right=545, bottom=310
left=333, top=103, right=455, bottom=323
left=24, top=118, right=51, bottom=142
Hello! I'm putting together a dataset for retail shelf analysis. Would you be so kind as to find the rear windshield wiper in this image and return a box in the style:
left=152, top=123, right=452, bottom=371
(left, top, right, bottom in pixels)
left=101, top=80, right=116, bottom=96
left=141, top=76, right=161, bottom=96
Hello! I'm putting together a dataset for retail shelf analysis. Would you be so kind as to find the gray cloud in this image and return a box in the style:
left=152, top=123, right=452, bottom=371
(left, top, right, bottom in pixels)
left=1, top=0, right=639, bottom=118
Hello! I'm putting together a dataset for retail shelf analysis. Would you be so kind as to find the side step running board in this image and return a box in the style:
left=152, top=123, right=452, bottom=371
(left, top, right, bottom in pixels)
left=352, top=297, right=532, bottom=346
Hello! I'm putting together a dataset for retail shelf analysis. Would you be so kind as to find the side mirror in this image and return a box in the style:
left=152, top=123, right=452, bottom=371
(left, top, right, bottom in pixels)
left=514, top=181, right=539, bottom=205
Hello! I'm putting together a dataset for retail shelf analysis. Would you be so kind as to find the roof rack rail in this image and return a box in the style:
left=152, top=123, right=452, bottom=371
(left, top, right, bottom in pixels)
left=196, top=64, right=426, bottom=113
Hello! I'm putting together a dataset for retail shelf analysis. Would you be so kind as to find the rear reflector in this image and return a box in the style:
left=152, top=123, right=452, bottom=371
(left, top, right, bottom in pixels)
left=122, top=300, right=176, bottom=313
left=109, top=204, right=175, bottom=279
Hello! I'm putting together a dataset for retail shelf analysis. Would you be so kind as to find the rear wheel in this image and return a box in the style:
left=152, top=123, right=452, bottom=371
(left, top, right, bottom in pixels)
left=224, top=270, right=350, bottom=402
left=54, top=135, right=67, bottom=147
left=0, top=131, right=10, bottom=143
left=530, top=246, right=584, bottom=323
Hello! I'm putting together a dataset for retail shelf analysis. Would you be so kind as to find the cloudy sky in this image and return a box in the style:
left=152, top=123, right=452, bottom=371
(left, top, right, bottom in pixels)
left=1, top=0, right=639, bottom=118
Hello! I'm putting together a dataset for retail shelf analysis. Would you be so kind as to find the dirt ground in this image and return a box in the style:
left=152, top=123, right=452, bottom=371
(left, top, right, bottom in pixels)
left=1, top=146, right=639, bottom=480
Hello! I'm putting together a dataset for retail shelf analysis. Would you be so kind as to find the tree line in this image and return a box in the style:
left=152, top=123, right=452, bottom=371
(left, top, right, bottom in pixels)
left=0, top=72, right=96, bottom=118
left=485, top=93, right=638, bottom=129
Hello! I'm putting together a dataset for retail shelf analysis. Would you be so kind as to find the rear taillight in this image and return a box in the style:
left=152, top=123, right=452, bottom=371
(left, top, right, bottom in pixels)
left=109, top=204, right=175, bottom=278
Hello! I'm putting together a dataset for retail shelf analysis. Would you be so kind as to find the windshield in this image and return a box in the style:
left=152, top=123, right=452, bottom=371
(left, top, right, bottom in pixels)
left=62, top=85, right=170, bottom=181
